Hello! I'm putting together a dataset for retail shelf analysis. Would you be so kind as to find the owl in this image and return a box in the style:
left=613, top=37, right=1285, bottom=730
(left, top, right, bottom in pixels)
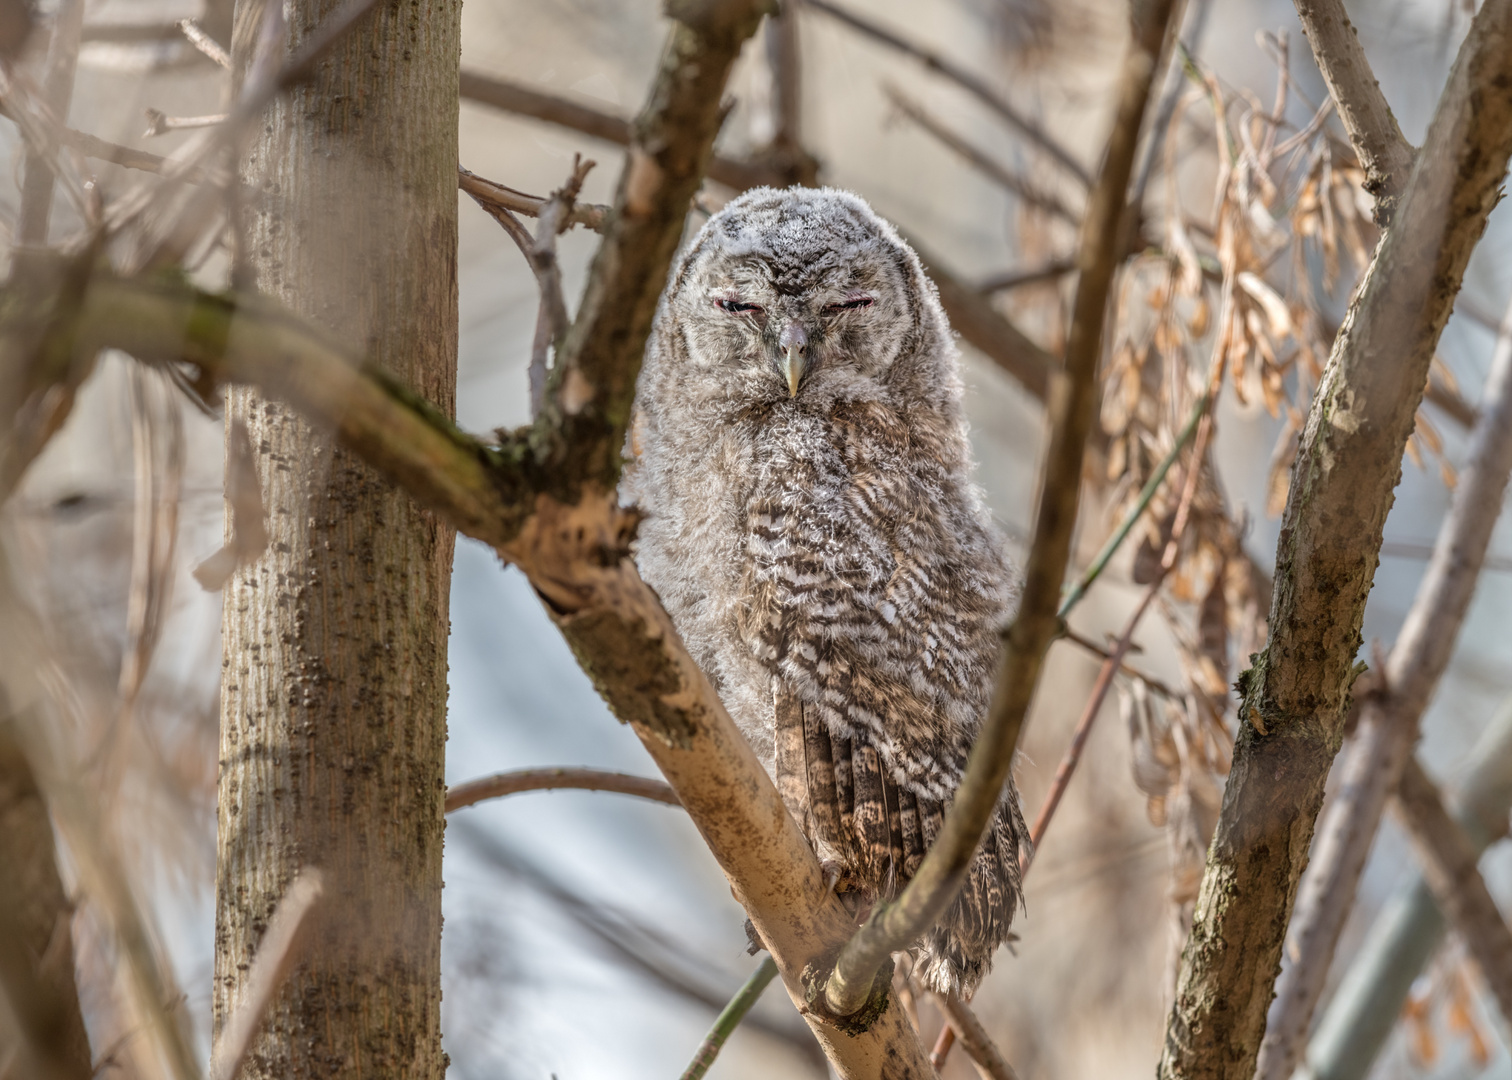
left=622, top=186, right=1027, bottom=997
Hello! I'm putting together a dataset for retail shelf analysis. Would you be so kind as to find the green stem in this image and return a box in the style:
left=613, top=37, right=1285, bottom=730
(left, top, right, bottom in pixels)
left=678, top=957, right=779, bottom=1080
left=1057, top=390, right=1210, bottom=621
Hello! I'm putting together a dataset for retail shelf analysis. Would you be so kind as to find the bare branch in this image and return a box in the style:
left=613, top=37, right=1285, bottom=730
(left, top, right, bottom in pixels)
left=799, top=0, right=1090, bottom=187
left=1292, top=0, right=1415, bottom=221
left=913, top=243, right=1057, bottom=401
left=0, top=726, right=92, bottom=1080
left=207, top=871, right=325, bottom=1080
left=445, top=768, right=680, bottom=813
left=526, top=157, right=594, bottom=417
left=1028, top=402, right=1216, bottom=866
left=1163, top=2, right=1512, bottom=1062
left=143, top=109, right=227, bottom=136
left=935, top=994, right=1021, bottom=1080
left=883, top=84, right=1081, bottom=228
left=177, top=17, right=230, bottom=67
left=17, top=0, right=85, bottom=245
left=458, top=68, right=787, bottom=191
left=459, top=165, right=609, bottom=233
left=1303, top=698, right=1512, bottom=1078
left=679, top=958, right=781, bottom=1080
left=1393, top=759, right=1512, bottom=1023
left=821, top=0, right=1181, bottom=1018
left=979, top=260, right=1076, bottom=293
left=1254, top=290, right=1512, bottom=1080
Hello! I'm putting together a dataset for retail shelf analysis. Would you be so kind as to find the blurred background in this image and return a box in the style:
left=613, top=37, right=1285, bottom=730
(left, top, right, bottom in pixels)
left=4, top=0, right=1512, bottom=1077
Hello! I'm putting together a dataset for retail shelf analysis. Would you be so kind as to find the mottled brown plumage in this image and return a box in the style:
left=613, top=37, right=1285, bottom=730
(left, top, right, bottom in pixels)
left=622, top=187, right=1027, bottom=995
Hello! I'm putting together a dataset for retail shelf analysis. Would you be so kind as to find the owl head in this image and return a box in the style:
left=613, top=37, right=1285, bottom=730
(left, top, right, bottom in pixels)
left=659, top=187, right=956, bottom=411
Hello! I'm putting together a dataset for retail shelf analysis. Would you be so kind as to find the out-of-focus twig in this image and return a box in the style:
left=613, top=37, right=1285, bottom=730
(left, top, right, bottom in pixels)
left=1057, top=389, right=1211, bottom=621
left=935, top=994, right=1021, bottom=1080
left=978, top=260, right=1076, bottom=293
left=457, top=68, right=787, bottom=191
left=143, top=109, right=227, bottom=137
left=1254, top=292, right=1512, bottom=1080
left=678, top=958, right=780, bottom=1080
left=17, top=0, right=86, bottom=245
left=192, top=419, right=269, bottom=592
left=445, top=767, right=680, bottom=813
left=207, top=871, right=325, bottom=1080
left=1028, top=394, right=1216, bottom=868
left=1304, top=697, right=1512, bottom=1080
left=1393, top=759, right=1512, bottom=1023
left=0, top=725, right=92, bottom=1080
left=800, top=0, right=1090, bottom=186
left=821, top=0, right=1181, bottom=1018
left=176, top=18, right=229, bottom=67
left=883, top=84, right=1081, bottom=227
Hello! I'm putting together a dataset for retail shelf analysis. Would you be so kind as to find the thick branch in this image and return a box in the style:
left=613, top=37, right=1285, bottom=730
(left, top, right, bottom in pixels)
left=1292, top=0, right=1415, bottom=221
left=1259, top=287, right=1512, bottom=1080
left=1161, top=5, right=1512, bottom=1075
left=821, top=0, right=1179, bottom=1017
left=1393, top=759, right=1512, bottom=1022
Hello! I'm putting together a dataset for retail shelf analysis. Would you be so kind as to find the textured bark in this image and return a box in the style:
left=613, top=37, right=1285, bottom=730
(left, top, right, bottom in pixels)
left=211, top=0, right=459, bottom=1076
left=1159, top=4, right=1512, bottom=1076
left=1292, top=0, right=1415, bottom=221
left=0, top=727, right=92, bottom=1080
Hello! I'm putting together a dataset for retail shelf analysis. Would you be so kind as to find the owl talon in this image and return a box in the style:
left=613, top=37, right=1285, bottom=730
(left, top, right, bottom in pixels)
left=820, top=860, right=844, bottom=894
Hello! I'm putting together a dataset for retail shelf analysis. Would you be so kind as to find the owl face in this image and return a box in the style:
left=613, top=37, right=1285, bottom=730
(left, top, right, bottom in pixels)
left=667, top=188, right=922, bottom=406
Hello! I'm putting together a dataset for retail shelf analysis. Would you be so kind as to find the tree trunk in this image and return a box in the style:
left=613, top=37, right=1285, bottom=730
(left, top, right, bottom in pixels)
left=212, top=0, right=459, bottom=1074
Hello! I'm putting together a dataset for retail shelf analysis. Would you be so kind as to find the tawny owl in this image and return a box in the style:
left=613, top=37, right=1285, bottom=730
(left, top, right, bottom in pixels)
left=622, top=186, right=1026, bottom=996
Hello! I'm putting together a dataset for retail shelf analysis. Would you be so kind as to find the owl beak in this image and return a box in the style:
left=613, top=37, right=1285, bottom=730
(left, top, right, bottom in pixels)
left=779, top=321, right=809, bottom=397
left=782, top=345, right=807, bottom=398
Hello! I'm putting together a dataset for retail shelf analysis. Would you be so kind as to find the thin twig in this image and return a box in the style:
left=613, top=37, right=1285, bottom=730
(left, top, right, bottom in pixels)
left=1059, top=629, right=1182, bottom=701
left=458, top=165, right=609, bottom=233
left=143, top=109, right=227, bottom=137
left=821, top=0, right=1181, bottom=1018
left=458, top=68, right=785, bottom=191
left=978, top=260, right=1076, bottom=293
left=17, top=0, right=85, bottom=245
left=445, top=768, right=680, bottom=813
left=883, top=84, right=1081, bottom=227
left=1254, top=291, right=1512, bottom=1080
left=678, top=958, right=780, bottom=1080
left=526, top=156, right=594, bottom=417
left=1057, top=389, right=1210, bottom=620
left=935, top=994, right=1022, bottom=1080
left=800, top=0, right=1090, bottom=186
left=207, top=871, right=325, bottom=1080
left=1393, top=759, right=1512, bottom=1024
left=1027, top=398, right=1216, bottom=870
left=177, top=18, right=229, bottom=67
